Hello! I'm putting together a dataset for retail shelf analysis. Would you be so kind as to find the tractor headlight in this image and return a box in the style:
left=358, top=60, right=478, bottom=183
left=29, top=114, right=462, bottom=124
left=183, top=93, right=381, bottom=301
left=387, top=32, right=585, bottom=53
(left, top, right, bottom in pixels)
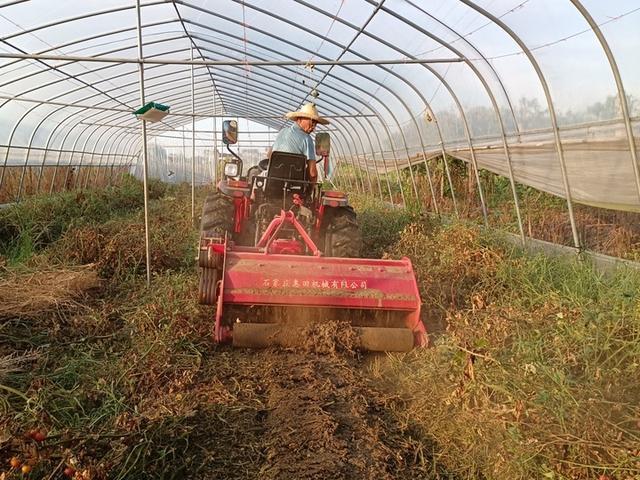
left=224, top=163, right=238, bottom=177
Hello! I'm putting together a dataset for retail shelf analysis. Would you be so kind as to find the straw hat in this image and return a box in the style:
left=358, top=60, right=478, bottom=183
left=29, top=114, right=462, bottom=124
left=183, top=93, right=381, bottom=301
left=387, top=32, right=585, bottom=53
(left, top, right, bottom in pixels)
left=284, top=103, right=330, bottom=125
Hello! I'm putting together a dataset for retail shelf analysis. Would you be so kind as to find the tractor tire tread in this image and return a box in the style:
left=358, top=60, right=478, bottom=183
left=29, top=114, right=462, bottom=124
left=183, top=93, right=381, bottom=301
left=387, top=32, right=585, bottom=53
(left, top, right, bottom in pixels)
left=200, top=193, right=233, bottom=237
left=325, top=206, right=362, bottom=258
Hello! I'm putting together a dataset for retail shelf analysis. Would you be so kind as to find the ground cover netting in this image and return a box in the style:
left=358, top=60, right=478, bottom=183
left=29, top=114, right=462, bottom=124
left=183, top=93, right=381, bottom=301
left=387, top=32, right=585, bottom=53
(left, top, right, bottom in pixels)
left=0, top=186, right=638, bottom=479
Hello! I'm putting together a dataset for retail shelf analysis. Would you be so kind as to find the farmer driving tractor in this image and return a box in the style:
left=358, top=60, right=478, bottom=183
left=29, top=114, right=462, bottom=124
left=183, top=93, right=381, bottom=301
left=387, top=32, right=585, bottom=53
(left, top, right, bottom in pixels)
left=270, top=102, right=330, bottom=185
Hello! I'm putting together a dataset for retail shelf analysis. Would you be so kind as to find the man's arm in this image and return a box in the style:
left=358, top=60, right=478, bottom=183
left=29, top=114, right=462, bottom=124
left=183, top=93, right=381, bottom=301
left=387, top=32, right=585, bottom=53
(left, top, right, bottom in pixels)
left=307, top=159, right=318, bottom=184
left=304, top=135, right=318, bottom=183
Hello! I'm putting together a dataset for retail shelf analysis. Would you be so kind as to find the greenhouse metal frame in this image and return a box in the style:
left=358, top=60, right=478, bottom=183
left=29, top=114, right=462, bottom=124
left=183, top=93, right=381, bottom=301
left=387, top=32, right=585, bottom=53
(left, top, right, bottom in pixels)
left=1, top=0, right=639, bottom=274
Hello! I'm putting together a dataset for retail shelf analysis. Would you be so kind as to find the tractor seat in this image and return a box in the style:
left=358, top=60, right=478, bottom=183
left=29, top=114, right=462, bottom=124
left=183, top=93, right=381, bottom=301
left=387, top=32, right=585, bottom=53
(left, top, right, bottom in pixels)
left=264, top=151, right=309, bottom=198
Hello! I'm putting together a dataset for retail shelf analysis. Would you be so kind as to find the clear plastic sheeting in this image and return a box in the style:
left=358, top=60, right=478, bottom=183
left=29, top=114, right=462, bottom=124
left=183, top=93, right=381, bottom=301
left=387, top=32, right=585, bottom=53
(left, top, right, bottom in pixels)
left=0, top=0, right=637, bottom=217
left=453, top=121, right=640, bottom=212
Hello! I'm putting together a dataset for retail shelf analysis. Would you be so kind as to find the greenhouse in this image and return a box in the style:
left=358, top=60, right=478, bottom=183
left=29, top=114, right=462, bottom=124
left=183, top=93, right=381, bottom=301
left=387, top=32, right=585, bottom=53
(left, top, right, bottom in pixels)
left=0, top=1, right=639, bottom=479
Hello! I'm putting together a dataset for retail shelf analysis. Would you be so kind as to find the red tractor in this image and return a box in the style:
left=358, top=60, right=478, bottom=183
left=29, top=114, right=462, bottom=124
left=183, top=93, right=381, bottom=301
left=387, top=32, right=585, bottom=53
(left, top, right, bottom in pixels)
left=198, top=120, right=427, bottom=351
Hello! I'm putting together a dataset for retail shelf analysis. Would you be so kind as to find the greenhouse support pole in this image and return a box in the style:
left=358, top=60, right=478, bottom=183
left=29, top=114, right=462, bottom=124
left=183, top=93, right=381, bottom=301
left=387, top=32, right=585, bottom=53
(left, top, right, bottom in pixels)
left=570, top=1, right=640, bottom=207
left=101, top=130, right=127, bottom=186
left=333, top=150, right=349, bottom=191
left=461, top=0, right=580, bottom=248
left=337, top=125, right=363, bottom=194
left=354, top=117, right=384, bottom=201
left=355, top=115, right=386, bottom=202
left=191, top=45, right=196, bottom=221
left=136, top=0, right=151, bottom=286
left=39, top=123, right=64, bottom=194
left=65, top=125, right=94, bottom=191
left=182, top=125, right=186, bottom=183
left=85, top=129, right=110, bottom=189
left=50, top=125, right=77, bottom=194
left=380, top=127, right=406, bottom=207
left=105, top=132, right=128, bottom=188
left=90, top=131, right=112, bottom=189
left=212, top=95, right=218, bottom=186
left=332, top=144, right=352, bottom=191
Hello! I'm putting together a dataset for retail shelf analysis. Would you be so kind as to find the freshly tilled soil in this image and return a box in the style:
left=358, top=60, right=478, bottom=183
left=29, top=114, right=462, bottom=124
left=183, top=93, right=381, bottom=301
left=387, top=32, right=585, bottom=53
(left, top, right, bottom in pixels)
left=189, top=323, right=440, bottom=479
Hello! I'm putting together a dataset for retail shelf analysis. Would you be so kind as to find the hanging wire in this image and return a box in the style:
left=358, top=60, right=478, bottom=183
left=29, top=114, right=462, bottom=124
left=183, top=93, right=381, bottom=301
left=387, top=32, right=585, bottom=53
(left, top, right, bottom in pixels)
left=292, top=0, right=345, bottom=106
left=412, top=1, right=640, bottom=63
left=479, top=6, right=640, bottom=61
left=311, top=0, right=345, bottom=61
left=412, top=0, right=530, bottom=57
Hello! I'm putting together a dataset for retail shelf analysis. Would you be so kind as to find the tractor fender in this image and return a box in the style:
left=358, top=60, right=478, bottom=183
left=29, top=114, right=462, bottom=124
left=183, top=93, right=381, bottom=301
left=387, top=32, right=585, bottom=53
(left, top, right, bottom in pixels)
left=320, top=190, right=349, bottom=207
left=218, top=179, right=251, bottom=198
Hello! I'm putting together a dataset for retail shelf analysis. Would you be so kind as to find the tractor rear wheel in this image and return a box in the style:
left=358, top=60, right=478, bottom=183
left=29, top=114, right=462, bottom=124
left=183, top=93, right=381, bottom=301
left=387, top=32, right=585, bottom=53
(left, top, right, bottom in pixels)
left=200, top=193, right=233, bottom=238
left=324, top=206, right=362, bottom=258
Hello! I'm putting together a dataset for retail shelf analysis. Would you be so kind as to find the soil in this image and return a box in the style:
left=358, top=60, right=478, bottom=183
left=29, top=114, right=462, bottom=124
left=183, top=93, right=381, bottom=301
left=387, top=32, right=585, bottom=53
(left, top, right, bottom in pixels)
left=0, top=271, right=445, bottom=479
left=191, top=344, right=440, bottom=480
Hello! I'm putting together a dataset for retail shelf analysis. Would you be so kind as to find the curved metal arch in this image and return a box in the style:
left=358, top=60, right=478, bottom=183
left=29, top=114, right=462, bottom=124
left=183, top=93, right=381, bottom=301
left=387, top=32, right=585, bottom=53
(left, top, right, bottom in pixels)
left=338, top=113, right=374, bottom=194
left=82, top=123, right=130, bottom=189
left=364, top=4, right=525, bottom=231
left=332, top=141, right=354, bottom=191
left=48, top=120, right=93, bottom=193
left=23, top=109, right=82, bottom=197
left=460, top=0, right=580, bottom=248
left=395, top=0, right=521, bottom=136
left=37, top=115, right=79, bottom=193
left=296, top=0, right=525, bottom=225
left=117, top=135, right=142, bottom=186
left=188, top=65, right=371, bottom=193
left=60, top=123, right=101, bottom=190
left=93, top=127, right=134, bottom=188
left=187, top=38, right=407, bottom=196
left=345, top=112, right=385, bottom=200
left=220, top=0, right=455, bottom=210
left=72, top=124, right=111, bottom=190
left=81, top=127, right=112, bottom=189
left=2, top=100, right=80, bottom=195
left=177, top=1, right=428, bottom=204
left=569, top=0, right=640, bottom=206
left=2, top=14, right=409, bottom=202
